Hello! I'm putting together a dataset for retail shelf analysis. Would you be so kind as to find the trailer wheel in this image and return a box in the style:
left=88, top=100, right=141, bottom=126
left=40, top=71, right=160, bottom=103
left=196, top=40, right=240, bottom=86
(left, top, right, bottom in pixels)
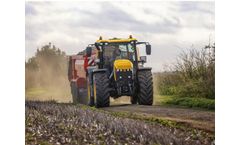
left=71, top=82, right=88, bottom=104
left=93, top=73, right=110, bottom=108
left=137, top=70, right=153, bottom=105
left=71, top=82, right=79, bottom=104
left=78, top=88, right=88, bottom=105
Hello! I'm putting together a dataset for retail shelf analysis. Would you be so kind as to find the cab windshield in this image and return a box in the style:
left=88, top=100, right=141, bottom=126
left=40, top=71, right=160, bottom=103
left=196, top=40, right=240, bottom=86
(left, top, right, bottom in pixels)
left=103, top=43, right=136, bottom=63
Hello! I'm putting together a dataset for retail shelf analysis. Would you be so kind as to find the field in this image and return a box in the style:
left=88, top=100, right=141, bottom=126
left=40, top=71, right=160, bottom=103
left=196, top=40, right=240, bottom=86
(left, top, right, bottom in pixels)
left=26, top=101, right=214, bottom=145
left=26, top=87, right=71, bottom=102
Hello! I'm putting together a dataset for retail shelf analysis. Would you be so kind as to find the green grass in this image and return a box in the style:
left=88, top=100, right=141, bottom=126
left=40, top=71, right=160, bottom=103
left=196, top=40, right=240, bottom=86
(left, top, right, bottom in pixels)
left=166, top=97, right=215, bottom=110
left=154, top=95, right=215, bottom=110
left=154, top=95, right=175, bottom=105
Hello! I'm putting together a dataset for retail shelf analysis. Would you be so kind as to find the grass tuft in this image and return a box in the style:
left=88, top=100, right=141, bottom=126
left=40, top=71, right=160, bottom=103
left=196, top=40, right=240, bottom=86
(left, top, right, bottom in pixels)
left=154, top=95, right=215, bottom=110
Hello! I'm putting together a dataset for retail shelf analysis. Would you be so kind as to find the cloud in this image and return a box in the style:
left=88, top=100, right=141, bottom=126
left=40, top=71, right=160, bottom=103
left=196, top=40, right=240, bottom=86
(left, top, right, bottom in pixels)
left=25, top=1, right=215, bottom=72
left=64, top=2, right=181, bottom=34
left=179, top=1, right=214, bottom=15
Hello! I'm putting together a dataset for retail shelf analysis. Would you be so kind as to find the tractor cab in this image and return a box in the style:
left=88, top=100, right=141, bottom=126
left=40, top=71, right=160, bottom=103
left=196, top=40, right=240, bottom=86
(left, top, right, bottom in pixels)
left=86, top=35, right=151, bottom=69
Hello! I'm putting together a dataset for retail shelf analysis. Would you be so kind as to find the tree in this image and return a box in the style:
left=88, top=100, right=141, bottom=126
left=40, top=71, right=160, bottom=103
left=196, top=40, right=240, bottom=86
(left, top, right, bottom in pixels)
left=25, top=42, right=68, bottom=89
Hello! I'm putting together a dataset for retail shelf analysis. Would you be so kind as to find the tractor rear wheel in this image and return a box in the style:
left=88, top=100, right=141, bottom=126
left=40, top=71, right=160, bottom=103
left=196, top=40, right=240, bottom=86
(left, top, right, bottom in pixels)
left=137, top=70, right=153, bottom=105
left=93, top=73, right=110, bottom=108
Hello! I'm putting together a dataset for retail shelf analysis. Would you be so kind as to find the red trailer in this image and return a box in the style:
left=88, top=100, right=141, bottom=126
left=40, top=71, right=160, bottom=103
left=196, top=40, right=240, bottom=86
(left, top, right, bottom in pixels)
left=68, top=48, right=97, bottom=104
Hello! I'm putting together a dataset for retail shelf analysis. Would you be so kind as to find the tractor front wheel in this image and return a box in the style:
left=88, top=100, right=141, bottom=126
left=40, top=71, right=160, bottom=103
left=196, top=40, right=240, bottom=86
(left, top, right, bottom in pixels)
left=131, top=94, right=138, bottom=104
left=93, top=73, right=110, bottom=108
left=137, top=70, right=153, bottom=105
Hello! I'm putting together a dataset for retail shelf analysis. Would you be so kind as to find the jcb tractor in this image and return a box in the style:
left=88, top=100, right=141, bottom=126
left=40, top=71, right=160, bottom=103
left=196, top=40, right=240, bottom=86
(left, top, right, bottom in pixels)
left=68, top=35, right=153, bottom=108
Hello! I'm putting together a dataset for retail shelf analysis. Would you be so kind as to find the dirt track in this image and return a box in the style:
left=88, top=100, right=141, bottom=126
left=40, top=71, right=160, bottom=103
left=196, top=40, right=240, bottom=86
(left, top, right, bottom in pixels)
left=103, top=104, right=215, bottom=133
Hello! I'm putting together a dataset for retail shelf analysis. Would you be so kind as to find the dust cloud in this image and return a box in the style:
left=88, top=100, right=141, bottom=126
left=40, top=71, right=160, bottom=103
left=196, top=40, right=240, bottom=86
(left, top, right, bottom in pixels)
left=26, top=57, right=72, bottom=103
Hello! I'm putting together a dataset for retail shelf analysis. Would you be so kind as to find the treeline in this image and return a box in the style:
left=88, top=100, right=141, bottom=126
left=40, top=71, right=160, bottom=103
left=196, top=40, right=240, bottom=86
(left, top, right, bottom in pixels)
left=25, top=43, right=68, bottom=90
left=156, top=43, right=215, bottom=99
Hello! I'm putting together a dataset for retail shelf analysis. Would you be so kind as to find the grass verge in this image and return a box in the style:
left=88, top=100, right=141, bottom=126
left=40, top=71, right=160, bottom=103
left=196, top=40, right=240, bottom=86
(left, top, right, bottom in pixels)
left=154, top=95, right=215, bottom=110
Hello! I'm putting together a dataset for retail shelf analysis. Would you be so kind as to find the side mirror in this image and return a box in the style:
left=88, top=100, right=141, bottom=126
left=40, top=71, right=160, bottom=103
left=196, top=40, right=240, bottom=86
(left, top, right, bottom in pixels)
left=146, top=44, right=151, bottom=55
left=86, top=47, right=92, bottom=57
left=139, top=56, right=147, bottom=63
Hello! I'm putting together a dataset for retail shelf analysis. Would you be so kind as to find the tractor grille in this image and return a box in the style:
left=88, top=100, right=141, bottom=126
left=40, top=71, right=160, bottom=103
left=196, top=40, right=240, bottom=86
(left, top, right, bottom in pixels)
left=115, top=69, right=133, bottom=94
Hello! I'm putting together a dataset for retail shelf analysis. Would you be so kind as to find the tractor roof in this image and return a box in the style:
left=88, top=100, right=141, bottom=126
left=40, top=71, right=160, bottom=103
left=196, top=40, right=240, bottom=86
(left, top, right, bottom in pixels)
left=96, top=36, right=137, bottom=43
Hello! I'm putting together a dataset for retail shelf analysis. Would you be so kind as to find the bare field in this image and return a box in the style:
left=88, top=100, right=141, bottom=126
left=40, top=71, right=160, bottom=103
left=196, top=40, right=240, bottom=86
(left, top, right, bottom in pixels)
left=26, top=101, right=214, bottom=145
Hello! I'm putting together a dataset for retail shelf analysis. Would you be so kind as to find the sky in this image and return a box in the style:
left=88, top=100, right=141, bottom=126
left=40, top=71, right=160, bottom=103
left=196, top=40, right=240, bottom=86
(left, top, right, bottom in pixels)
left=25, top=1, right=215, bottom=72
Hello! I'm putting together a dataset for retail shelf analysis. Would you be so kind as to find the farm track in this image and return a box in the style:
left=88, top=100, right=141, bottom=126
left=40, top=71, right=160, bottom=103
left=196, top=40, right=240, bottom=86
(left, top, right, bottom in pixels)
left=26, top=101, right=214, bottom=145
left=103, top=104, right=215, bottom=133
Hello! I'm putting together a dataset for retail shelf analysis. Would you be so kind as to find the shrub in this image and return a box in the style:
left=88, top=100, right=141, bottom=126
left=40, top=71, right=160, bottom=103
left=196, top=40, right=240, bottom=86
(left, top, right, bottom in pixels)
left=155, top=43, right=215, bottom=99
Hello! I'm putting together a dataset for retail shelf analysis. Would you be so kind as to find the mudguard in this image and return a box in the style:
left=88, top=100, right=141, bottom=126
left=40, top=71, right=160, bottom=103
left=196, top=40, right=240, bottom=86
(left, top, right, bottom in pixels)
left=92, top=68, right=108, bottom=74
left=138, top=67, right=152, bottom=71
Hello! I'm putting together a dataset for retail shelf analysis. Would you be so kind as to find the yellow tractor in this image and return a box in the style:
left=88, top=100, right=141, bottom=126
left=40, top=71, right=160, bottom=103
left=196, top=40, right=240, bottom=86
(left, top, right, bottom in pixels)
left=69, top=35, right=153, bottom=108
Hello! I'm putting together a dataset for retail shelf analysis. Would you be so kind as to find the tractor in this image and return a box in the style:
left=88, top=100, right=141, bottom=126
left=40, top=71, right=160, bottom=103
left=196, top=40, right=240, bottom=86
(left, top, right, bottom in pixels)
left=68, top=35, right=153, bottom=108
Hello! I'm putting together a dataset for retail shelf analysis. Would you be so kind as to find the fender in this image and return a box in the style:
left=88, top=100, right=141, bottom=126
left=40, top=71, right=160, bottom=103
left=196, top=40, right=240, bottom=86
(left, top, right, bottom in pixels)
left=92, top=68, right=108, bottom=74
left=137, top=67, right=152, bottom=71
left=91, top=68, right=108, bottom=83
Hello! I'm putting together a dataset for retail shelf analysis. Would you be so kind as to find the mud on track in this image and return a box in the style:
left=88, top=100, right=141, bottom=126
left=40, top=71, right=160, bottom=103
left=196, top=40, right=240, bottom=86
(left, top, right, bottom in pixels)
left=26, top=101, right=214, bottom=145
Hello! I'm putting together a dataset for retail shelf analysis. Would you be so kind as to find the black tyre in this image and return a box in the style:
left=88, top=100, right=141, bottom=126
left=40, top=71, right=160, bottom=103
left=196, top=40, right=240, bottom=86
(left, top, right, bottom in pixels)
left=137, top=70, right=153, bottom=105
left=78, top=88, right=88, bottom=105
left=131, top=94, right=138, bottom=104
left=71, top=82, right=79, bottom=104
left=71, top=82, right=88, bottom=104
left=93, top=73, right=110, bottom=108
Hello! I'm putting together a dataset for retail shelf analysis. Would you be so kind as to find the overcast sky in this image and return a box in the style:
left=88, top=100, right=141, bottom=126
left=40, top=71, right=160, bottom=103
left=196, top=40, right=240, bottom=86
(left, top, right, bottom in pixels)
left=25, top=1, right=215, bottom=72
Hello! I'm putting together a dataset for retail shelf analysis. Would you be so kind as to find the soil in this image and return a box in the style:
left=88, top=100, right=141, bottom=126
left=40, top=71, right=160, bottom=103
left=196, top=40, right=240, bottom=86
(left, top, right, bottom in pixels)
left=103, top=103, right=215, bottom=133
left=26, top=101, right=215, bottom=145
